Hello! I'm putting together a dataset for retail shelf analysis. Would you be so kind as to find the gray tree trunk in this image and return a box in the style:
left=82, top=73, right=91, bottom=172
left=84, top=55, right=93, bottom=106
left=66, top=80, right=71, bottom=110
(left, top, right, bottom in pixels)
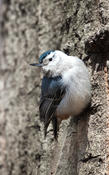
left=0, top=0, right=109, bottom=175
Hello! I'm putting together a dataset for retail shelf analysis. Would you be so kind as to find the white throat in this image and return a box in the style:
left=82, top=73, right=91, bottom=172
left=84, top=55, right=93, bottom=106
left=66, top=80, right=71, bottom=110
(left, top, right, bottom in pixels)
left=42, top=51, right=76, bottom=77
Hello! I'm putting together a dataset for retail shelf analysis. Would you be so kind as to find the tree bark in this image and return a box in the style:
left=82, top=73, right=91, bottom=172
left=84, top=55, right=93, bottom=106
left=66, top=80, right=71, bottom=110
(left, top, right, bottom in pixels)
left=0, top=0, right=109, bottom=175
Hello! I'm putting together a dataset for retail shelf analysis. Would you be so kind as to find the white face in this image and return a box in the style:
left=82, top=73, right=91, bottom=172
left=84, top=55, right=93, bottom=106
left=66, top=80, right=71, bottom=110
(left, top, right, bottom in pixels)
left=41, top=50, right=70, bottom=77
left=42, top=52, right=61, bottom=75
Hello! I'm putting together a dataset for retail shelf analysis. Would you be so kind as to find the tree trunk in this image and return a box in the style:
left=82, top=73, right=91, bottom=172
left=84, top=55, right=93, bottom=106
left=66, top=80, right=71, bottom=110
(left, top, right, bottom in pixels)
left=0, top=0, right=109, bottom=175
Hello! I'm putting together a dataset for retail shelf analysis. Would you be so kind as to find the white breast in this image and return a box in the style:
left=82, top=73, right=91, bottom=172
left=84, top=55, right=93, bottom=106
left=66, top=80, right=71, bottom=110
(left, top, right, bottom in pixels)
left=56, top=56, right=91, bottom=119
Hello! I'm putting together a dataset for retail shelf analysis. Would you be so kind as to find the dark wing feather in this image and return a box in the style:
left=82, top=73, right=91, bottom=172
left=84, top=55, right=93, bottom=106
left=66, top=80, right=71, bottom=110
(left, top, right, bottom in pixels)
left=39, top=76, right=65, bottom=139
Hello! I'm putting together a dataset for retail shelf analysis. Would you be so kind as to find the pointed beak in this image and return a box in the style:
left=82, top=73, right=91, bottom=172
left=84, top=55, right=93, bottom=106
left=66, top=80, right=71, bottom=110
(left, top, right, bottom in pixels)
left=30, top=63, right=43, bottom=67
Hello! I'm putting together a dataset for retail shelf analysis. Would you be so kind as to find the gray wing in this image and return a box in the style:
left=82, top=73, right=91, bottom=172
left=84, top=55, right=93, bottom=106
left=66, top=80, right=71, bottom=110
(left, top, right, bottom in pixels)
left=39, top=76, right=65, bottom=139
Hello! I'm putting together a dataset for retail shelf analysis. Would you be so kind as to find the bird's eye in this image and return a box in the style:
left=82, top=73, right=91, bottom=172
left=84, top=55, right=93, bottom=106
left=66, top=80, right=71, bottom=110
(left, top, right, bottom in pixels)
left=49, top=58, right=52, bottom=61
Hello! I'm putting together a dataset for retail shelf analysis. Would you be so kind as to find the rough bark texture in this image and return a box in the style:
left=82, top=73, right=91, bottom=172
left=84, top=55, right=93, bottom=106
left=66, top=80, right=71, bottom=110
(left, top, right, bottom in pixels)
left=0, top=0, right=109, bottom=175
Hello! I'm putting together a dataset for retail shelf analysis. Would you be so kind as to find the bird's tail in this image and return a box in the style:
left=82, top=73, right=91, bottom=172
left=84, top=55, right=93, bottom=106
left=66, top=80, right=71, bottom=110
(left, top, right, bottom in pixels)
left=52, top=116, right=59, bottom=140
left=44, top=114, right=59, bottom=140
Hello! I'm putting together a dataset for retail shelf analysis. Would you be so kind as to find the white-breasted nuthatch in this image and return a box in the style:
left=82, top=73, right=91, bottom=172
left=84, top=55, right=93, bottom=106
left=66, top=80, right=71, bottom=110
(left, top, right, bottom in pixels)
left=30, top=50, right=91, bottom=139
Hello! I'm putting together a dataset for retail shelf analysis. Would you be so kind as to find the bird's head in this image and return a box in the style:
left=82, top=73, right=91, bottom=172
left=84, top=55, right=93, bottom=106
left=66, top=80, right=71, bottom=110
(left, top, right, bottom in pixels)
left=30, top=50, right=66, bottom=76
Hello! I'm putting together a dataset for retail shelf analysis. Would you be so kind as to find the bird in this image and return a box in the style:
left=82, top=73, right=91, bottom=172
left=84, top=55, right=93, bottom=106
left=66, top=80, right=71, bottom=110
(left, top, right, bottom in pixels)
left=30, top=50, right=91, bottom=139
